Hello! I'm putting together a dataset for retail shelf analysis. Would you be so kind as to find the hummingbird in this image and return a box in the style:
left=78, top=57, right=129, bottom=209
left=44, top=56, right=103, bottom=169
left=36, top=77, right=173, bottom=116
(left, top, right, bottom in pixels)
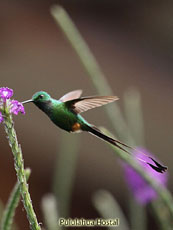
left=22, top=90, right=167, bottom=173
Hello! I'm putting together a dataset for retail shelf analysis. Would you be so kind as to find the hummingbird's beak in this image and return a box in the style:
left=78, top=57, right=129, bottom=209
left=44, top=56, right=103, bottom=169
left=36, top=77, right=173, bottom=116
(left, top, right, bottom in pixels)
left=22, top=99, right=33, bottom=104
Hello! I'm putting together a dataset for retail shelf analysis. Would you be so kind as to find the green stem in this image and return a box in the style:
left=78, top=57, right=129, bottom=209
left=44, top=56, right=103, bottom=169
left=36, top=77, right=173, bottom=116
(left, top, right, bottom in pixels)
left=3, top=114, right=41, bottom=230
left=53, top=132, right=80, bottom=217
left=50, top=5, right=132, bottom=142
left=50, top=4, right=173, bottom=227
left=150, top=199, right=173, bottom=230
left=129, top=195, right=147, bottom=230
left=124, top=88, right=145, bottom=146
left=101, top=127, right=173, bottom=222
left=1, top=168, right=31, bottom=230
left=93, top=190, right=129, bottom=230
left=41, top=194, right=62, bottom=230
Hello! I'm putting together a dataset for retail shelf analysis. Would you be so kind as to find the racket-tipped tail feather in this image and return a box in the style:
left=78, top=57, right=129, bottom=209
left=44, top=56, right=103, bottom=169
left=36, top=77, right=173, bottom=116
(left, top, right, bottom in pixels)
left=86, top=125, right=167, bottom=173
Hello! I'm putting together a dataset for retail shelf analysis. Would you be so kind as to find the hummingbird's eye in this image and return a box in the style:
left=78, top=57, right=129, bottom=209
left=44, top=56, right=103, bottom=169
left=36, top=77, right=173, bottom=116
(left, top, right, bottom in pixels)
left=39, top=94, right=44, bottom=99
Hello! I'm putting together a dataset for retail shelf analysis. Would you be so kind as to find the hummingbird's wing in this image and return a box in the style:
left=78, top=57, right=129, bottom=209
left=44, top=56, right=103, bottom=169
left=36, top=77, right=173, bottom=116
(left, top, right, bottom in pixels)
left=67, top=96, right=119, bottom=114
left=59, top=90, right=83, bottom=102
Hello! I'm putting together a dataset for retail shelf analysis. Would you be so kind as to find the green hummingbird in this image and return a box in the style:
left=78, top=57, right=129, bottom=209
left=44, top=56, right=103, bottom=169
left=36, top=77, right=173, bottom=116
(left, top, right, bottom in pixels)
left=22, top=90, right=167, bottom=173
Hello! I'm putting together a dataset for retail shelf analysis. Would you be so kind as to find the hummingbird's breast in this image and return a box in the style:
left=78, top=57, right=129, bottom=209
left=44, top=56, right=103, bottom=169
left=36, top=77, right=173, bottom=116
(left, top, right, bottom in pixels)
left=34, top=100, right=53, bottom=115
left=49, top=102, right=81, bottom=132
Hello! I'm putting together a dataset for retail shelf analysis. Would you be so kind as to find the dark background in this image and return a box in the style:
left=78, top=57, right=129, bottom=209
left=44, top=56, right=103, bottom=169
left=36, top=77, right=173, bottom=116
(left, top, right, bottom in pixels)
left=0, top=1, right=173, bottom=229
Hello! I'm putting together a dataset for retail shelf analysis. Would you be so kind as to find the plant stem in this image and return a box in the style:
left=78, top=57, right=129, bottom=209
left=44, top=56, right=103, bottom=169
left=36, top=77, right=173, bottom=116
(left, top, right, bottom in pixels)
left=101, top=127, right=173, bottom=223
left=129, top=195, right=147, bottom=230
left=53, top=132, right=80, bottom=217
left=41, top=194, right=62, bottom=230
left=93, top=190, right=129, bottom=230
left=124, top=88, right=145, bottom=146
left=151, top=199, right=173, bottom=230
left=1, top=168, right=31, bottom=230
left=50, top=5, right=132, bottom=142
left=3, top=114, right=41, bottom=230
left=50, top=5, right=173, bottom=226
left=124, top=89, right=146, bottom=230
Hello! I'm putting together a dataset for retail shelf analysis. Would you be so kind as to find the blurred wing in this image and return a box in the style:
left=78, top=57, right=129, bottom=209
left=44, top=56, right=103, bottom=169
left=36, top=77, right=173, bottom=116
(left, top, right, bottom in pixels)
left=59, top=90, right=83, bottom=102
left=69, top=96, right=119, bottom=114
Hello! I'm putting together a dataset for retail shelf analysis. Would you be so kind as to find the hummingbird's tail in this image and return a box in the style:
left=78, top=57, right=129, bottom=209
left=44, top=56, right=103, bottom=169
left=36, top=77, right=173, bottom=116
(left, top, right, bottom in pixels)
left=86, top=125, right=167, bottom=173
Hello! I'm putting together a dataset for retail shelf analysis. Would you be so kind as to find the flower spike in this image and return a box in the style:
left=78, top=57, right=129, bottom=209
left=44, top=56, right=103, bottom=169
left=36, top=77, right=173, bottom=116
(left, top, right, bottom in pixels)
left=0, top=87, right=25, bottom=119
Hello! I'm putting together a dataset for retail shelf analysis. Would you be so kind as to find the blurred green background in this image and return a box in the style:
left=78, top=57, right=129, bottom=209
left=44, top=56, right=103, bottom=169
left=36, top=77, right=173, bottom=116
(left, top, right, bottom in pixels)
left=0, top=0, right=173, bottom=229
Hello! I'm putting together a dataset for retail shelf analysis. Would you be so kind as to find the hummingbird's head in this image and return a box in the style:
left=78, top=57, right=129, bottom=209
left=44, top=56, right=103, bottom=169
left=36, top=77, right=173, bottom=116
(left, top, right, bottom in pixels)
left=31, top=91, right=52, bottom=113
left=32, top=91, right=51, bottom=104
left=22, top=91, right=52, bottom=113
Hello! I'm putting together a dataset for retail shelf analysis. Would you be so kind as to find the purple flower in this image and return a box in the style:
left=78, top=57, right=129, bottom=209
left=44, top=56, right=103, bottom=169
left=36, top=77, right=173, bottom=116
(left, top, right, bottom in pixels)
left=0, top=87, right=25, bottom=117
left=0, top=112, right=4, bottom=123
left=123, top=148, right=168, bottom=205
left=10, top=100, right=25, bottom=115
left=0, top=87, right=13, bottom=102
